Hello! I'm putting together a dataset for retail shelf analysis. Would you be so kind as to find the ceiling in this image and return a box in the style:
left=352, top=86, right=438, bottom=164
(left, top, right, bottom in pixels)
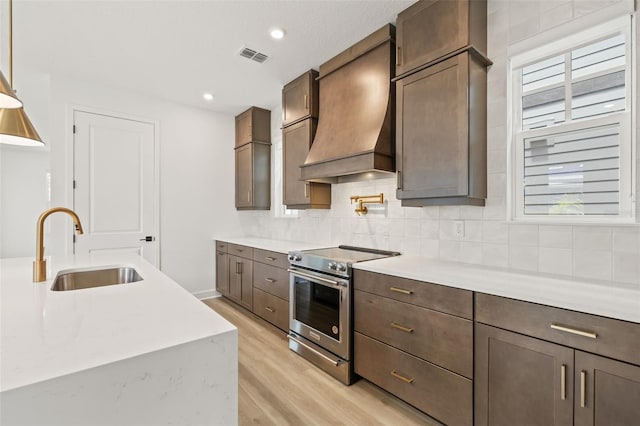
left=12, top=0, right=414, bottom=115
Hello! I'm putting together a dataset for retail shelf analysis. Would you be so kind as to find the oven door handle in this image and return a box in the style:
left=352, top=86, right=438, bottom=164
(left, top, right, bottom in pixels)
left=288, top=334, right=341, bottom=366
left=288, top=268, right=345, bottom=288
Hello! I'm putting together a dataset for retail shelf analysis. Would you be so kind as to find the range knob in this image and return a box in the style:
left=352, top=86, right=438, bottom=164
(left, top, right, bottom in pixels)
left=288, top=254, right=302, bottom=262
left=328, top=262, right=337, bottom=270
left=288, top=254, right=295, bottom=261
left=337, top=263, right=347, bottom=272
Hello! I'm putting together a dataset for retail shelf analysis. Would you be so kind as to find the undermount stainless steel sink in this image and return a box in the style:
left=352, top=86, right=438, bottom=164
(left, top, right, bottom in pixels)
left=51, top=266, right=143, bottom=291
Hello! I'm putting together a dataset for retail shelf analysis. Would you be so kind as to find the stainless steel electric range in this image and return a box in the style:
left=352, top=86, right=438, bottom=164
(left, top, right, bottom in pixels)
left=287, top=245, right=400, bottom=384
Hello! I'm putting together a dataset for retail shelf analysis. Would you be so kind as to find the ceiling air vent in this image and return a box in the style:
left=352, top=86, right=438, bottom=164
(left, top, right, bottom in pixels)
left=239, top=47, right=269, bottom=63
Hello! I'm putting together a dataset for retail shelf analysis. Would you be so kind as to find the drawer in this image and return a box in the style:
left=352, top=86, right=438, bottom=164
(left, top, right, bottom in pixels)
left=354, top=269, right=472, bottom=319
left=228, top=243, right=253, bottom=259
left=252, top=288, right=289, bottom=332
left=253, top=248, right=289, bottom=270
left=215, top=240, right=228, bottom=252
left=253, top=262, right=290, bottom=300
left=476, top=293, right=640, bottom=366
left=355, top=290, right=472, bottom=378
left=355, top=332, right=472, bottom=426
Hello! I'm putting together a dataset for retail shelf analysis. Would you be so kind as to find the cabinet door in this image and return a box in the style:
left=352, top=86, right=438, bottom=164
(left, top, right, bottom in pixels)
left=215, top=251, right=229, bottom=296
left=396, top=0, right=484, bottom=75
left=396, top=53, right=469, bottom=200
left=574, top=351, right=640, bottom=426
left=236, top=107, right=271, bottom=147
left=235, top=144, right=253, bottom=208
left=239, top=258, right=253, bottom=310
left=228, top=255, right=242, bottom=302
left=283, top=119, right=313, bottom=206
left=235, top=109, right=252, bottom=147
left=475, top=324, right=574, bottom=426
left=282, top=70, right=318, bottom=126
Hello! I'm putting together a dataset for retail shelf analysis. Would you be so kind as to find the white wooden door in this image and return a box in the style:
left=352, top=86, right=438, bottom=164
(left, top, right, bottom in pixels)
left=73, top=110, right=158, bottom=266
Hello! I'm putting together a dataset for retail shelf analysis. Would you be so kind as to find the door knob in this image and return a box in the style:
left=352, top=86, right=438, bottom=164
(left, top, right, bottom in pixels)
left=139, top=236, right=155, bottom=242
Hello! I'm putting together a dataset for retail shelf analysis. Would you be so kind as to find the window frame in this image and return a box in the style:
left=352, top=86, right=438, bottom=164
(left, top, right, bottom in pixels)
left=508, top=15, right=636, bottom=224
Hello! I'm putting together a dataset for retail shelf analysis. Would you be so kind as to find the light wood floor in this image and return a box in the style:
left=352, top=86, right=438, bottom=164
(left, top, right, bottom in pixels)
left=203, top=297, right=441, bottom=426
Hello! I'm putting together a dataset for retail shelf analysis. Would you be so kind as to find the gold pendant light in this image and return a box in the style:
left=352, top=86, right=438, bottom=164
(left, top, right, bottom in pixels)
left=0, top=0, right=43, bottom=146
left=0, top=69, right=22, bottom=108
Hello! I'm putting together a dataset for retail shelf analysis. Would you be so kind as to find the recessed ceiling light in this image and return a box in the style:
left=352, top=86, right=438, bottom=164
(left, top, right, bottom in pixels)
left=203, top=93, right=214, bottom=101
left=270, top=28, right=285, bottom=40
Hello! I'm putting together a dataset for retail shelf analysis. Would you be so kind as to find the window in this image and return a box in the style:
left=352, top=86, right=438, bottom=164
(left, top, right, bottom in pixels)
left=510, top=16, right=635, bottom=222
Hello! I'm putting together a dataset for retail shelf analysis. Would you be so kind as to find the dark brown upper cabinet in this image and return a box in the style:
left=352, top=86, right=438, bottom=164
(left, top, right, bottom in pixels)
left=234, top=107, right=271, bottom=211
left=281, top=70, right=330, bottom=209
left=235, top=106, right=271, bottom=148
left=282, top=70, right=319, bottom=127
left=396, top=51, right=486, bottom=206
left=396, top=0, right=487, bottom=77
left=282, top=119, right=331, bottom=209
left=235, top=142, right=270, bottom=210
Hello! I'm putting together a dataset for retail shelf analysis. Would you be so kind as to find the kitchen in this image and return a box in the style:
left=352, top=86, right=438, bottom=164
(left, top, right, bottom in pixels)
left=1, top=0, right=639, bottom=425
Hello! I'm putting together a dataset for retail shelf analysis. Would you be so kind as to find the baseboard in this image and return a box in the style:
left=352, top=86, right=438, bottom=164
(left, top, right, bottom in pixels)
left=193, top=289, right=221, bottom=300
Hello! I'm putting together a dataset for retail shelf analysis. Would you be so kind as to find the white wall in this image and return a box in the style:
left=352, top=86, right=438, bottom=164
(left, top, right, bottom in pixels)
left=1, top=72, right=242, bottom=296
left=0, top=69, right=51, bottom=258
left=240, top=0, right=640, bottom=287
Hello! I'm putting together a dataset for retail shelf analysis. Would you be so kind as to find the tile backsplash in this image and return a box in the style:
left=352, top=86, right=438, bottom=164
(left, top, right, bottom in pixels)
left=239, top=0, right=639, bottom=287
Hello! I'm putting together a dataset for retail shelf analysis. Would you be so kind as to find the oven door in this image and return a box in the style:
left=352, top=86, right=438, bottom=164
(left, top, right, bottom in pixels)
left=288, top=267, right=350, bottom=360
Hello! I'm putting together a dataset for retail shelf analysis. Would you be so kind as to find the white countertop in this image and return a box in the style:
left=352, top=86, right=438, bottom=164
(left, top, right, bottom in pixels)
left=354, top=256, right=640, bottom=324
left=0, top=253, right=236, bottom=392
left=215, top=236, right=327, bottom=254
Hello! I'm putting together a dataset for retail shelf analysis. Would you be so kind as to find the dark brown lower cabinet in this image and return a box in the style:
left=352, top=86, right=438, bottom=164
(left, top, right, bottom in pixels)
left=475, top=323, right=574, bottom=426
left=574, top=351, right=640, bottom=426
left=475, top=323, right=640, bottom=426
left=355, top=332, right=472, bottom=426
left=215, top=250, right=228, bottom=296
left=251, top=250, right=290, bottom=332
left=252, top=288, right=288, bottom=331
left=227, top=254, right=253, bottom=310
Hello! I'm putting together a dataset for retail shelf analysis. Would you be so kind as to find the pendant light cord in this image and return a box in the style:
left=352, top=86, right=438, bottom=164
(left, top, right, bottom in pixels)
left=8, top=0, right=12, bottom=86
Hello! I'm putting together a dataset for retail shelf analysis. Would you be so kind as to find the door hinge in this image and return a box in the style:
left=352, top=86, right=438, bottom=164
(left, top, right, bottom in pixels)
left=73, top=234, right=76, bottom=243
left=73, top=180, right=76, bottom=189
left=73, top=124, right=76, bottom=134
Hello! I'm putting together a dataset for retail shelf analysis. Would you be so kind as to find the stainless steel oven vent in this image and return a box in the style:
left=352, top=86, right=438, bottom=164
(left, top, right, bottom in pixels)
left=239, top=47, right=269, bottom=63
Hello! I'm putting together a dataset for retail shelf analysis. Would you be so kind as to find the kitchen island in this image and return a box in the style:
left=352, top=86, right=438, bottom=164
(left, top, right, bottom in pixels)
left=0, top=253, right=237, bottom=425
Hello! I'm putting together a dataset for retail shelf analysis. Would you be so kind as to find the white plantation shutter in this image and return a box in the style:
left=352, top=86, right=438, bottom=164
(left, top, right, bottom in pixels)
left=523, top=124, right=621, bottom=215
left=512, top=17, right=634, bottom=221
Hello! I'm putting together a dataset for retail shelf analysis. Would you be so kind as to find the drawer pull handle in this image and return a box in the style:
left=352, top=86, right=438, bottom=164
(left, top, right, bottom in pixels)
left=390, top=287, right=413, bottom=295
left=265, top=306, right=275, bottom=313
left=550, top=324, right=597, bottom=339
left=580, top=370, right=586, bottom=408
left=561, top=364, right=567, bottom=400
left=390, top=370, right=413, bottom=384
left=265, top=256, right=277, bottom=261
left=390, top=322, right=414, bottom=333
left=264, top=278, right=276, bottom=283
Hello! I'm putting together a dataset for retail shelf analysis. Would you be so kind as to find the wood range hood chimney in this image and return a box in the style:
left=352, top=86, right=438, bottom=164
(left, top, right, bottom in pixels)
left=300, top=24, right=396, bottom=184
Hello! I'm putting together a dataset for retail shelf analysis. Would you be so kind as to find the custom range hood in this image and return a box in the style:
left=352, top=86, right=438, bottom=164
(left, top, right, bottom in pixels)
left=300, top=24, right=395, bottom=184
